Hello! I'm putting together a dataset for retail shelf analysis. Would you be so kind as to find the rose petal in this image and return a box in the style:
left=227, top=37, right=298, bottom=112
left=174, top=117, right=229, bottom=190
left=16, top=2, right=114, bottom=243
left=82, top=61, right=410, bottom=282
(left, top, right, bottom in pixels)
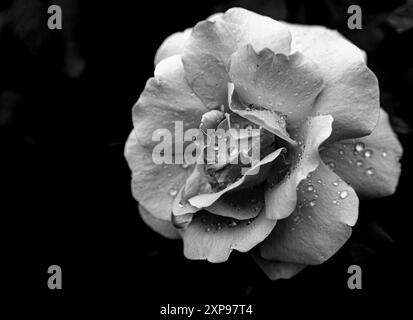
left=180, top=209, right=277, bottom=263
left=206, top=185, right=265, bottom=220
left=251, top=251, right=306, bottom=280
left=154, top=28, right=192, bottom=66
left=182, top=7, right=291, bottom=109
left=260, top=162, right=358, bottom=265
left=153, top=13, right=223, bottom=66
left=228, top=45, right=323, bottom=125
left=133, top=55, right=208, bottom=148
left=265, top=115, right=333, bottom=220
left=320, top=109, right=403, bottom=198
left=139, top=205, right=180, bottom=239
left=125, top=131, right=193, bottom=220
left=189, top=147, right=285, bottom=208
left=283, top=23, right=379, bottom=141
left=227, top=82, right=297, bottom=145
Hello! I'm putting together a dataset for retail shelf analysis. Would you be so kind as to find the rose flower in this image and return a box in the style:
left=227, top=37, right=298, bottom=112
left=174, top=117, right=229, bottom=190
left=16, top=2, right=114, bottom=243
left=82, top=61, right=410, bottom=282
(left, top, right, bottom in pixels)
left=125, top=8, right=402, bottom=279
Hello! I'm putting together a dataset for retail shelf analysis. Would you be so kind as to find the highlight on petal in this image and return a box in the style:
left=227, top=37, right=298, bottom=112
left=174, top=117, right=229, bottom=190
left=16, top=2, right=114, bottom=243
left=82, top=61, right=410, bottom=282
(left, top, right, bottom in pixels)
left=180, top=209, right=277, bottom=263
left=265, top=115, right=333, bottom=220
left=125, top=131, right=193, bottom=220
left=228, top=45, right=323, bottom=125
left=260, top=162, right=359, bottom=265
left=283, top=22, right=379, bottom=141
left=182, top=7, right=291, bottom=109
left=320, top=109, right=403, bottom=198
left=251, top=250, right=306, bottom=280
left=154, top=28, right=191, bottom=66
left=189, top=147, right=285, bottom=208
left=139, top=205, right=180, bottom=240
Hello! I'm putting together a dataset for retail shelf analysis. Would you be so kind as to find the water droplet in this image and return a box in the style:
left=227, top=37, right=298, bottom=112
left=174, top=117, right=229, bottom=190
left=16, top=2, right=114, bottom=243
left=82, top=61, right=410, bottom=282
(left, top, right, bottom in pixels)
left=332, top=180, right=340, bottom=187
left=363, top=149, right=373, bottom=158
left=354, top=142, right=365, bottom=152
left=307, top=185, right=314, bottom=192
left=381, top=151, right=387, bottom=157
left=317, top=179, right=322, bottom=184
left=339, top=190, right=349, bottom=199
left=338, top=150, right=344, bottom=155
left=365, top=167, right=375, bottom=176
left=205, top=227, right=211, bottom=232
left=356, top=160, right=364, bottom=167
left=168, top=188, right=177, bottom=196
left=309, top=200, right=316, bottom=207
left=332, top=199, right=338, bottom=205
left=227, top=220, right=238, bottom=228
left=327, top=161, right=336, bottom=169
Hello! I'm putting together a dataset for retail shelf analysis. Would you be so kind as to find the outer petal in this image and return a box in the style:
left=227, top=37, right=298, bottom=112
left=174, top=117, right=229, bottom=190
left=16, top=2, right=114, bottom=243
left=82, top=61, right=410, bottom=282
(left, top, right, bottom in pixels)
left=284, top=23, right=379, bottom=141
left=251, top=251, right=306, bottom=280
left=182, top=7, right=291, bottom=109
left=125, top=131, right=193, bottom=220
left=133, top=55, right=207, bottom=147
left=139, top=205, right=180, bottom=240
left=265, top=115, right=333, bottom=220
left=153, top=14, right=223, bottom=66
left=180, top=209, right=277, bottom=263
left=320, top=109, right=403, bottom=198
left=127, top=55, right=209, bottom=220
left=228, top=45, right=323, bottom=125
left=154, top=29, right=192, bottom=66
left=260, top=162, right=359, bottom=265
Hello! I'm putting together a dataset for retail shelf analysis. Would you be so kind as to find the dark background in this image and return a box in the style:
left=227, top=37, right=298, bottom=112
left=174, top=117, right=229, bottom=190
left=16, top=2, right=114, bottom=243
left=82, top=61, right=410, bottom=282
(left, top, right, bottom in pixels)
left=2, top=0, right=412, bottom=317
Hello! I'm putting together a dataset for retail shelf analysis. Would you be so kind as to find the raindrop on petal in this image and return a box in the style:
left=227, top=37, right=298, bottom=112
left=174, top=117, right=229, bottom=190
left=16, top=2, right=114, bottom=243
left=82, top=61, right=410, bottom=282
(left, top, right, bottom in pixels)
left=365, top=167, right=375, bottom=176
left=339, top=190, right=349, bottom=199
left=356, top=160, right=364, bottom=167
left=227, top=220, right=238, bottom=228
left=168, top=188, right=177, bottom=197
left=363, top=149, right=373, bottom=158
left=354, top=142, right=365, bottom=152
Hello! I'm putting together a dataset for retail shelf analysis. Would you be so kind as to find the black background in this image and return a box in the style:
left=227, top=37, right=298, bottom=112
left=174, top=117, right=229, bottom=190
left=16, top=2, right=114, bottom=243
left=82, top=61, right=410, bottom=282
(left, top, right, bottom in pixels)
left=2, top=0, right=412, bottom=317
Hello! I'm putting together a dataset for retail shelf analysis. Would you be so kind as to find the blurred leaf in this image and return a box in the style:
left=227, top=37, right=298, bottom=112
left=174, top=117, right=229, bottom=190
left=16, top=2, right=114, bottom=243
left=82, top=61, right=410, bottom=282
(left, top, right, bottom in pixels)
left=387, top=0, right=413, bottom=33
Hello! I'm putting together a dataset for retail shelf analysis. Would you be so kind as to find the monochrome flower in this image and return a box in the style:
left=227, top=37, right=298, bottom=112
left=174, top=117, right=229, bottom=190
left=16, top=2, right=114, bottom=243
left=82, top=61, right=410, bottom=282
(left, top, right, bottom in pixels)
left=125, top=7, right=402, bottom=280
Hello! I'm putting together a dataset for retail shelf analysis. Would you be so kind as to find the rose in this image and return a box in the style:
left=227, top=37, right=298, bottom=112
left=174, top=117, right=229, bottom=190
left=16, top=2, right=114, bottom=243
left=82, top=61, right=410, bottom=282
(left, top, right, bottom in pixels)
left=125, top=8, right=402, bottom=280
